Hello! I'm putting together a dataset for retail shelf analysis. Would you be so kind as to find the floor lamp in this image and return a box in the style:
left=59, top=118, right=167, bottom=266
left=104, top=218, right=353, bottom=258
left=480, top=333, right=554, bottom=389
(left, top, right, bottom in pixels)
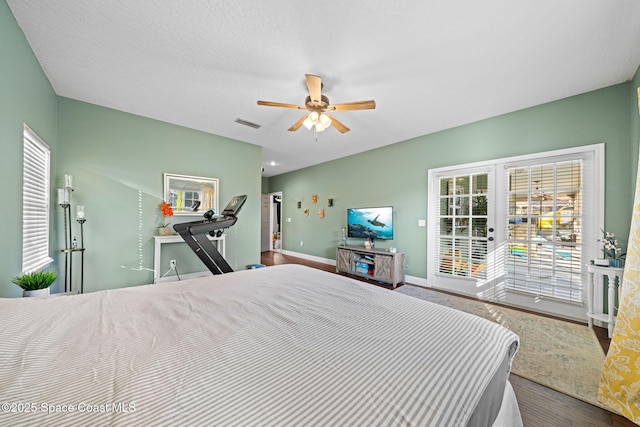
left=57, top=175, right=87, bottom=294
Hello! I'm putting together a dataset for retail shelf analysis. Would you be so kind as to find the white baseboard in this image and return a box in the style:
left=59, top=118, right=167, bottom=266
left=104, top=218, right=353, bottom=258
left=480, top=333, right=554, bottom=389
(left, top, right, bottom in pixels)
left=405, top=275, right=429, bottom=287
left=280, top=250, right=336, bottom=266
left=155, top=270, right=212, bottom=284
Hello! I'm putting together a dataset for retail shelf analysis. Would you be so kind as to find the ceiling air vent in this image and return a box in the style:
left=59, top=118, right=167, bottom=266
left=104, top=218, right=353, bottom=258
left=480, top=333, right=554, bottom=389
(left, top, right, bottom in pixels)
left=234, top=118, right=261, bottom=129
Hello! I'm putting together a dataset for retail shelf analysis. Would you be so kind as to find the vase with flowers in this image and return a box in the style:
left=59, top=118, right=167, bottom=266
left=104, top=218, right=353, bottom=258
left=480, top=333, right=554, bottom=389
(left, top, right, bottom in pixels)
left=598, top=229, right=625, bottom=268
left=158, top=201, right=174, bottom=236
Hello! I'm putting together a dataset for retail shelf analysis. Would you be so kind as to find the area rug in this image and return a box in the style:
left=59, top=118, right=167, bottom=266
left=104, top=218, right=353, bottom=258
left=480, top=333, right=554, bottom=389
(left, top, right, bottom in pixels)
left=396, top=284, right=606, bottom=408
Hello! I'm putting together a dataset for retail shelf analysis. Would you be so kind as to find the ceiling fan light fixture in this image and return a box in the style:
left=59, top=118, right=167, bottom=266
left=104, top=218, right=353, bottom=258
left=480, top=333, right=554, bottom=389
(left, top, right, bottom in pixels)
left=302, top=116, right=315, bottom=130
left=257, top=74, right=375, bottom=134
left=319, top=113, right=331, bottom=128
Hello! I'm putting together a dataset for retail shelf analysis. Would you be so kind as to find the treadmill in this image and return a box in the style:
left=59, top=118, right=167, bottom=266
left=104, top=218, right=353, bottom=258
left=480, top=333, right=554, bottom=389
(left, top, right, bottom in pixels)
left=173, top=195, right=247, bottom=275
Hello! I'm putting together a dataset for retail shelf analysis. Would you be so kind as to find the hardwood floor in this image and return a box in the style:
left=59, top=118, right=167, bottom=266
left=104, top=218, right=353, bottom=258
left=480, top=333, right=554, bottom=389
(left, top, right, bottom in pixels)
left=260, top=251, right=636, bottom=427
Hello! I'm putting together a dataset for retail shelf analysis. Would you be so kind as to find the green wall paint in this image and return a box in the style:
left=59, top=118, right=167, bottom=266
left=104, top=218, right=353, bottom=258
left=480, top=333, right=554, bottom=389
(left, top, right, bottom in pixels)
left=630, top=67, right=640, bottom=188
left=269, top=83, right=634, bottom=280
left=1, top=0, right=261, bottom=297
left=1, top=1, right=58, bottom=298
left=55, top=98, right=262, bottom=292
left=2, top=0, right=639, bottom=296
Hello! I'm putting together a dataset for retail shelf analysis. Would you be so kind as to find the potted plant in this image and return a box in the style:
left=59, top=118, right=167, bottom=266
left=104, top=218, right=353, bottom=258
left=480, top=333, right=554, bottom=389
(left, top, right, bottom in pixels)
left=597, top=230, right=626, bottom=268
left=158, top=201, right=174, bottom=236
left=12, top=271, right=57, bottom=298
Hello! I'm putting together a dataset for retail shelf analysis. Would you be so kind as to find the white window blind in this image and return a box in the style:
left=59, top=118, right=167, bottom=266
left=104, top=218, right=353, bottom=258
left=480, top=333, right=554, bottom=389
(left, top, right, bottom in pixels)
left=505, top=156, right=586, bottom=303
left=22, top=124, right=53, bottom=273
left=435, top=172, right=490, bottom=280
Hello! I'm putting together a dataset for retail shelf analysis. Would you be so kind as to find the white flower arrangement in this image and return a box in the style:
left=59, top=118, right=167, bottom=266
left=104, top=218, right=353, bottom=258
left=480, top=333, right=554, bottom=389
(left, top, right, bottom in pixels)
left=598, top=230, right=625, bottom=260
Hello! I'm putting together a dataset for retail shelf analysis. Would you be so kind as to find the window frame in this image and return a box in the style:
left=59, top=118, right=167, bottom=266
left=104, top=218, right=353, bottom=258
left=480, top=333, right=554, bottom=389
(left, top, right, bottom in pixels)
left=22, top=124, right=53, bottom=273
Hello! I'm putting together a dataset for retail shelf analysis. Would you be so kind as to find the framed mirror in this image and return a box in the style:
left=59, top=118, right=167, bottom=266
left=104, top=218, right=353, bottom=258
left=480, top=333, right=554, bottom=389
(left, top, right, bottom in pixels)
left=163, top=173, right=219, bottom=216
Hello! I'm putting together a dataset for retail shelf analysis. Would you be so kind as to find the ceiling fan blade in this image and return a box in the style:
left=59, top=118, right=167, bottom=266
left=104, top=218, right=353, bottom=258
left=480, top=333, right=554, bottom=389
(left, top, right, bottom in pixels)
left=288, top=115, right=308, bottom=132
left=305, top=74, right=322, bottom=106
left=325, top=114, right=350, bottom=134
left=257, top=100, right=306, bottom=109
left=328, top=100, right=376, bottom=111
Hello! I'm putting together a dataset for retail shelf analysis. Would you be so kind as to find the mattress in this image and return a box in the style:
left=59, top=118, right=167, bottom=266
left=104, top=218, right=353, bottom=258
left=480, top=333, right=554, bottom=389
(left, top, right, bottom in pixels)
left=0, top=264, right=519, bottom=426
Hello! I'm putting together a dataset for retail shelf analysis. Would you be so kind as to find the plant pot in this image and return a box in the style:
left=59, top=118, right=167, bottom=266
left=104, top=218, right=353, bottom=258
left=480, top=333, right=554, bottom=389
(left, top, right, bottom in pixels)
left=609, top=259, right=623, bottom=268
left=158, top=227, right=173, bottom=236
left=23, top=288, right=50, bottom=298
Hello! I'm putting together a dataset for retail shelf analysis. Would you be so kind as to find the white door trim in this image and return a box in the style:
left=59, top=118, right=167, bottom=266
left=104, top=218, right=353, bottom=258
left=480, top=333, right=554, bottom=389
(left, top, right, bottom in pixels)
left=427, top=143, right=604, bottom=321
left=269, top=192, right=283, bottom=252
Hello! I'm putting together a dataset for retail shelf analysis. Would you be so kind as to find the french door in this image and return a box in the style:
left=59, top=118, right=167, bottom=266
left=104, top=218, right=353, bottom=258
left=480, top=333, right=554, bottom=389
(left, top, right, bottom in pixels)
left=428, top=145, right=603, bottom=320
left=427, top=166, right=498, bottom=298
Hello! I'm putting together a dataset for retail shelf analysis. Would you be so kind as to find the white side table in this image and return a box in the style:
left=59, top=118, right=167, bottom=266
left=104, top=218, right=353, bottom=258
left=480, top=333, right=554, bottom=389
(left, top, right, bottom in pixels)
left=587, top=264, right=624, bottom=338
left=153, top=234, right=225, bottom=283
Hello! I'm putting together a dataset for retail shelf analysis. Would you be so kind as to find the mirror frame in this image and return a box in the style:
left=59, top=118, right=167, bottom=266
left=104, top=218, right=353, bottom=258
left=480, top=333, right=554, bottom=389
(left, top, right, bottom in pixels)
left=163, top=173, right=219, bottom=216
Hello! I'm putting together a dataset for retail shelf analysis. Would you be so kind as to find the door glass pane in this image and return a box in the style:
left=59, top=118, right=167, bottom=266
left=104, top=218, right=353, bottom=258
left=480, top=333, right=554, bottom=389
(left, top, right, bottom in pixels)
left=472, top=195, right=487, bottom=215
left=440, top=197, right=452, bottom=215
left=436, top=172, right=489, bottom=279
left=440, top=218, right=453, bottom=236
left=457, top=176, right=471, bottom=195
left=506, top=160, right=583, bottom=302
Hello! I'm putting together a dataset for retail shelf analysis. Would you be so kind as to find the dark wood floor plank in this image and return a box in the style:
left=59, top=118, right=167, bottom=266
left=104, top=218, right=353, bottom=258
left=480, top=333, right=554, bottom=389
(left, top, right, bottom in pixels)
left=260, top=251, right=637, bottom=427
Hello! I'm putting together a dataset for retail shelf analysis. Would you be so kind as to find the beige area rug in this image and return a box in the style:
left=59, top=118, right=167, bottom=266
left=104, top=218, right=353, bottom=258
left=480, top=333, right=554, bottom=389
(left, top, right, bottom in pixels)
left=396, top=285, right=606, bottom=408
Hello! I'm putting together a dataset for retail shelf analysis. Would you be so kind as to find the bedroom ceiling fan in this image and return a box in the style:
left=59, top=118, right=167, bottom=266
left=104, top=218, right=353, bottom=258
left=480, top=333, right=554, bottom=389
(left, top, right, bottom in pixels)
left=257, top=74, right=376, bottom=134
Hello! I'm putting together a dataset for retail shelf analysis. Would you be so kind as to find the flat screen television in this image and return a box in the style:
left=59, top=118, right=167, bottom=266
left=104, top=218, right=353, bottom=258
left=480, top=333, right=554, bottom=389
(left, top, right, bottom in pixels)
left=347, top=206, right=394, bottom=240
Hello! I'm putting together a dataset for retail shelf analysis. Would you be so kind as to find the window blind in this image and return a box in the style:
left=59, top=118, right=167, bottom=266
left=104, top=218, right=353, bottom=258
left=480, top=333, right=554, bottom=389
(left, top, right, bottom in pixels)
left=505, top=156, right=586, bottom=303
left=435, top=172, right=490, bottom=280
left=22, top=124, right=53, bottom=273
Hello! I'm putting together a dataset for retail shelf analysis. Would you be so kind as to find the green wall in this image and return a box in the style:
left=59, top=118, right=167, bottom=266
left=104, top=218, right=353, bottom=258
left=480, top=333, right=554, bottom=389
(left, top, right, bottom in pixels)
left=2, top=0, right=639, bottom=295
left=269, top=83, right=635, bottom=280
left=1, top=0, right=262, bottom=297
left=631, top=67, right=640, bottom=184
left=56, top=98, right=262, bottom=292
left=1, top=1, right=58, bottom=298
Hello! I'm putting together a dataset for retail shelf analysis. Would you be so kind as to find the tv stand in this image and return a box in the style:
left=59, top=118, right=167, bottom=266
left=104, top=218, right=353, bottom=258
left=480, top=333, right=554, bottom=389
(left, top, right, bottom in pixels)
left=336, top=245, right=405, bottom=288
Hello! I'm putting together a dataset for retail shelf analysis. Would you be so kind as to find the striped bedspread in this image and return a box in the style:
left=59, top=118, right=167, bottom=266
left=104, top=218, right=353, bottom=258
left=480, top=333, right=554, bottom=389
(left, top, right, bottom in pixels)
left=0, top=264, right=518, bottom=426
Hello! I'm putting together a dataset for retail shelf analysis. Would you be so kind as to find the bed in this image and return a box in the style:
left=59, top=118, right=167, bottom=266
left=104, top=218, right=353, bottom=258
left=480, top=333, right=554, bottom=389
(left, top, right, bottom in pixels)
left=0, top=264, right=521, bottom=426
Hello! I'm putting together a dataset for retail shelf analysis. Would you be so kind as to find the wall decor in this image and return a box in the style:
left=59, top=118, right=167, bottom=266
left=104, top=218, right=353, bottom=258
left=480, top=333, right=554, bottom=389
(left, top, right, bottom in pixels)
left=327, top=198, right=334, bottom=207
left=311, top=194, right=318, bottom=203
left=164, top=173, right=218, bottom=216
left=297, top=201, right=302, bottom=209
left=318, top=209, right=325, bottom=219
left=304, top=208, right=309, bottom=216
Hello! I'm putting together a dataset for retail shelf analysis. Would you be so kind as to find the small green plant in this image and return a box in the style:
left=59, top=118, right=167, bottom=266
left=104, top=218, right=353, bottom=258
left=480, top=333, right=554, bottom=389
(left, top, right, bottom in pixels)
left=11, top=271, right=57, bottom=291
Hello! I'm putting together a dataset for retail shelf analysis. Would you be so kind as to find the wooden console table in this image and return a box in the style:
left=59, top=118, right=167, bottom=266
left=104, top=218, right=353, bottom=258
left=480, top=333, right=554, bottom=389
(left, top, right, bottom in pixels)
left=153, top=234, right=225, bottom=283
left=336, top=245, right=405, bottom=288
left=586, top=264, right=623, bottom=338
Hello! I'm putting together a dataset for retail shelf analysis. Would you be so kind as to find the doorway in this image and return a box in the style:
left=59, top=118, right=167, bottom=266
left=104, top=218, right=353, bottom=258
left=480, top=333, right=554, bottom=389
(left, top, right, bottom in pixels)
left=427, top=144, right=603, bottom=320
left=269, top=192, right=282, bottom=252
left=261, top=194, right=270, bottom=252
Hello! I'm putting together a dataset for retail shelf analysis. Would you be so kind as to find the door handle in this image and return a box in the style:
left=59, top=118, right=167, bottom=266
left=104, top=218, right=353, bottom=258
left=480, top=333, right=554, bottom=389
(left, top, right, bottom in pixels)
left=488, top=237, right=494, bottom=241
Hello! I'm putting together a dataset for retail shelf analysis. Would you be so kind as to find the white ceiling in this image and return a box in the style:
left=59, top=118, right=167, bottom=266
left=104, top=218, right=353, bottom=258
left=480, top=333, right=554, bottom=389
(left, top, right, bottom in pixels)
left=7, top=1, right=640, bottom=177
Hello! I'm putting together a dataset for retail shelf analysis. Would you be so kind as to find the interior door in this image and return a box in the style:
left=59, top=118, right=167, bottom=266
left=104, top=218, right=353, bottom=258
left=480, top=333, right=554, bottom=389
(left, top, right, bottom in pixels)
left=261, top=194, right=270, bottom=252
left=428, top=166, right=498, bottom=297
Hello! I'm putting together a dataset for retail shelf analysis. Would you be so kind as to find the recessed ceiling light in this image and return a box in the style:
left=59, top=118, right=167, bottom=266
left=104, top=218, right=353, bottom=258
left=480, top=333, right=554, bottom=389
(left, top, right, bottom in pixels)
left=268, top=161, right=278, bottom=167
